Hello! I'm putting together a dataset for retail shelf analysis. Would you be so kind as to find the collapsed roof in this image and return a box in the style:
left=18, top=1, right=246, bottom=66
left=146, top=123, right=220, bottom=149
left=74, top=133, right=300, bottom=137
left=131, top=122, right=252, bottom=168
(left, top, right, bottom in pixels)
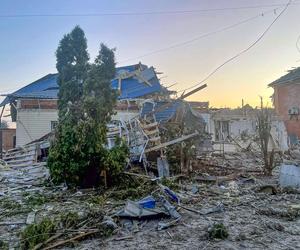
left=0, top=63, right=168, bottom=106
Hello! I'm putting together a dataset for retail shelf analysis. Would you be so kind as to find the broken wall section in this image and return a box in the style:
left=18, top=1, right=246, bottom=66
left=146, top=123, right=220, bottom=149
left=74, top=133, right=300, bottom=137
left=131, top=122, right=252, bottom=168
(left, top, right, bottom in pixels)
left=200, top=108, right=288, bottom=153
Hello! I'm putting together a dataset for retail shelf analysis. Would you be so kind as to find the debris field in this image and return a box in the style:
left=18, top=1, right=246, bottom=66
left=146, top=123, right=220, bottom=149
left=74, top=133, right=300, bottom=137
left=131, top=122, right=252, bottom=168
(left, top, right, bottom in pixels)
left=1, top=151, right=300, bottom=250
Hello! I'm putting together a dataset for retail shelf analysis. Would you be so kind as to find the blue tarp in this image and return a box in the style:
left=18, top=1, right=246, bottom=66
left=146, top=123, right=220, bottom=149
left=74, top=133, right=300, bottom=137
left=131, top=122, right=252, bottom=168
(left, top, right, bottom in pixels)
left=0, top=64, right=163, bottom=106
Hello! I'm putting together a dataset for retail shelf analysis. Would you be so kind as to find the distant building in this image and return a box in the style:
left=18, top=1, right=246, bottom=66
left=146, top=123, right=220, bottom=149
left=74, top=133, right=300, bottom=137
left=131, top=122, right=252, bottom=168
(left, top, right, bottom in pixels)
left=269, top=67, right=300, bottom=143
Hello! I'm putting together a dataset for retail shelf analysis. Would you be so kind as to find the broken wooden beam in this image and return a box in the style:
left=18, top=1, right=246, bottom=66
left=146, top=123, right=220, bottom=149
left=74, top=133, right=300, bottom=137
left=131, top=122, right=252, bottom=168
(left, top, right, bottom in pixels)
left=180, top=84, right=207, bottom=100
left=144, top=131, right=199, bottom=153
left=43, top=230, right=99, bottom=250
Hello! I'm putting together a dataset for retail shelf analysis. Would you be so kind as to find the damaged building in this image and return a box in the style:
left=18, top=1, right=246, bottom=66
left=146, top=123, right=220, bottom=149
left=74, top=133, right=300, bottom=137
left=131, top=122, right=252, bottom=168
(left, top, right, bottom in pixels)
left=197, top=105, right=288, bottom=153
left=269, top=67, right=300, bottom=144
left=0, top=64, right=171, bottom=146
left=1, top=65, right=299, bottom=250
left=0, top=63, right=208, bottom=173
left=210, top=108, right=288, bottom=153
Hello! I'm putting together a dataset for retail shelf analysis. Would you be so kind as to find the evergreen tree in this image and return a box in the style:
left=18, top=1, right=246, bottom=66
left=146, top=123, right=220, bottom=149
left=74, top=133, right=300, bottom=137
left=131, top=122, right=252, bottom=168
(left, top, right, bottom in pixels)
left=84, top=44, right=116, bottom=124
left=48, top=26, right=89, bottom=186
left=56, top=26, right=89, bottom=119
left=80, top=44, right=127, bottom=186
left=48, top=28, right=128, bottom=188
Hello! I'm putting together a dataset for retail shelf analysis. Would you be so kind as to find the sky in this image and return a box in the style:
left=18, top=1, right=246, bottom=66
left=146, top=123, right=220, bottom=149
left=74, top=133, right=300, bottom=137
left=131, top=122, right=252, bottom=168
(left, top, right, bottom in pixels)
left=1, top=0, right=300, bottom=113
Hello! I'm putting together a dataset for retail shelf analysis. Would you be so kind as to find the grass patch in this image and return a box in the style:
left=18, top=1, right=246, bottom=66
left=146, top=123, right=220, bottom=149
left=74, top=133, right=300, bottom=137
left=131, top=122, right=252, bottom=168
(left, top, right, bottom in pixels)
left=0, top=240, right=9, bottom=250
left=87, top=195, right=107, bottom=206
left=60, top=211, right=80, bottom=228
left=108, top=174, right=157, bottom=200
left=0, top=197, right=21, bottom=210
left=20, top=210, right=113, bottom=249
left=160, top=177, right=180, bottom=191
left=20, top=218, right=56, bottom=249
left=24, top=193, right=51, bottom=207
left=209, top=223, right=229, bottom=240
left=110, top=184, right=156, bottom=200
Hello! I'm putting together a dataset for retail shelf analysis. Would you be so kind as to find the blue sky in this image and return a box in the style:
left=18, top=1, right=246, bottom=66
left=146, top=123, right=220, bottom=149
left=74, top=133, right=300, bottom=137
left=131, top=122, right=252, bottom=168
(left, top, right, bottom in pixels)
left=1, top=0, right=300, bottom=109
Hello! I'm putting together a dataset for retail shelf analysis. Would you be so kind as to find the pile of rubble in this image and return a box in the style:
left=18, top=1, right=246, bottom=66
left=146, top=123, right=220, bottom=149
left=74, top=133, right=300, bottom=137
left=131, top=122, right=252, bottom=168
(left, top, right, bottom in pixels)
left=1, top=150, right=300, bottom=249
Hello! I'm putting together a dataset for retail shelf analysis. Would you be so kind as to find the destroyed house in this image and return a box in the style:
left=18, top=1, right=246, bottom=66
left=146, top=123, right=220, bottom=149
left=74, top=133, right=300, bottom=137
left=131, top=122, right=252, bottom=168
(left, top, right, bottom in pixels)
left=201, top=107, right=288, bottom=153
left=269, top=67, right=300, bottom=143
left=0, top=63, right=169, bottom=146
left=0, top=62, right=209, bottom=171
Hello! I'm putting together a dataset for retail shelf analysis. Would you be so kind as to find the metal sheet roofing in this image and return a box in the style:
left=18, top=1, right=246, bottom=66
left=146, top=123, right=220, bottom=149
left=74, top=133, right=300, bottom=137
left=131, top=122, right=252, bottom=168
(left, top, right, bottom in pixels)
left=1, top=74, right=59, bottom=106
left=141, top=100, right=181, bottom=123
left=0, top=63, right=163, bottom=106
left=112, top=65, right=163, bottom=99
left=269, top=67, right=300, bottom=87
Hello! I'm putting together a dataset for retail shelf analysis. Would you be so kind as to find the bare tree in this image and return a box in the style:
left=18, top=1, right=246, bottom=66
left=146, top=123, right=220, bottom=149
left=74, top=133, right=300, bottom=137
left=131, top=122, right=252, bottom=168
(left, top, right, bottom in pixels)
left=257, top=108, right=275, bottom=175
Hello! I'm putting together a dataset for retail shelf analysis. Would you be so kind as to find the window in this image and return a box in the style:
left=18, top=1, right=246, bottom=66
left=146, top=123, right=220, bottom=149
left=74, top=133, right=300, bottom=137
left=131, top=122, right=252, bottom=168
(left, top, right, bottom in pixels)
left=51, top=121, right=58, bottom=131
left=215, top=120, right=230, bottom=141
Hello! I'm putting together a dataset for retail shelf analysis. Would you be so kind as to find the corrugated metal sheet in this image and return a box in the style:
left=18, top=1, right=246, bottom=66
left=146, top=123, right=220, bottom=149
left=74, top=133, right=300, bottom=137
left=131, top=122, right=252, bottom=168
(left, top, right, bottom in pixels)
left=1, top=64, right=163, bottom=106
left=1, top=74, right=59, bottom=106
left=141, top=101, right=181, bottom=123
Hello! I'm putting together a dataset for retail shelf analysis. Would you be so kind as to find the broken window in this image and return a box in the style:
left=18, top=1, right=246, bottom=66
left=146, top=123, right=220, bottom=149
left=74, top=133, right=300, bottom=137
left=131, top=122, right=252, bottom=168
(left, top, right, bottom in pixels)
left=214, top=120, right=230, bottom=141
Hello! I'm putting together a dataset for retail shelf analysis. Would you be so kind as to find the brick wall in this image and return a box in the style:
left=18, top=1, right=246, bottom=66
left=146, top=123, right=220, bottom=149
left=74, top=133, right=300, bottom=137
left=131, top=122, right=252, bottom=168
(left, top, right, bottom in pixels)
left=1, top=128, right=16, bottom=151
left=20, top=99, right=57, bottom=109
left=273, top=82, right=300, bottom=137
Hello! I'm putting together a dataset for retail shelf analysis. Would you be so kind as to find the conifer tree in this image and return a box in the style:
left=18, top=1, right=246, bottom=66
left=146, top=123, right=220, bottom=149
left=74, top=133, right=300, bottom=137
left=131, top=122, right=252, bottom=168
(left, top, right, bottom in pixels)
left=56, top=26, right=89, bottom=118
left=48, top=26, right=89, bottom=186
left=48, top=28, right=128, bottom=187
left=77, top=44, right=125, bottom=186
left=84, top=44, right=116, bottom=124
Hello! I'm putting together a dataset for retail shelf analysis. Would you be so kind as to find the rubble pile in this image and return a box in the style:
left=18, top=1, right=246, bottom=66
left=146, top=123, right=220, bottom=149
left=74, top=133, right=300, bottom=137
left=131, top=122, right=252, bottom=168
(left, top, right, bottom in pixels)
left=1, top=155, right=300, bottom=249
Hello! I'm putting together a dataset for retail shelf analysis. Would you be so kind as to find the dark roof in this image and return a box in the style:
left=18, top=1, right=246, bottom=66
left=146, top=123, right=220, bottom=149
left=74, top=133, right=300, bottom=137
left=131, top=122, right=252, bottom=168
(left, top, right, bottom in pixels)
left=269, top=67, right=300, bottom=87
left=1, top=63, right=164, bottom=106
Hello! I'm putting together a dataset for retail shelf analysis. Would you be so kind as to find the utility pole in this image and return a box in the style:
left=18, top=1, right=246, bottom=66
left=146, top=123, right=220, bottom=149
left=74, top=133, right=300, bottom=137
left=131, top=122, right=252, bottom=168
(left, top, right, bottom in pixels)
left=259, top=96, right=263, bottom=109
left=0, top=106, right=5, bottom=159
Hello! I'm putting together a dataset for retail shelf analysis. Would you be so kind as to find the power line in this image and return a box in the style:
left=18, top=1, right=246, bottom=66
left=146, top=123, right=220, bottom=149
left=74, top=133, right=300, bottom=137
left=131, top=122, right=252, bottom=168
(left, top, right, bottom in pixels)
left=176, top=0, right=292, bottom=94
left=0, top=2, right=299, bottom=18
left=119, top=8, right=279, bottom=64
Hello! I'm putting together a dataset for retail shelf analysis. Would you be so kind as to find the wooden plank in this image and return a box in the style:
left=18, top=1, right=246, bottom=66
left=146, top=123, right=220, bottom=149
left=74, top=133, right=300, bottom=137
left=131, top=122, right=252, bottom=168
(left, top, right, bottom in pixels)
left=144, top=129, right=159, bottom=136
left=141, top=122, right=158, bottom=129
left=149, top=136, right=161, bottom=142
left=180, top=84, right=207, bottom=100
left=6, top=158, right=35, bottom=164
left=145, top=131, right=199, bottom=153
left=6, top=143, right=37, bottom=153
left=3, top=153, right=36, bottom=160
left=43, top=230, right=99, bottom=250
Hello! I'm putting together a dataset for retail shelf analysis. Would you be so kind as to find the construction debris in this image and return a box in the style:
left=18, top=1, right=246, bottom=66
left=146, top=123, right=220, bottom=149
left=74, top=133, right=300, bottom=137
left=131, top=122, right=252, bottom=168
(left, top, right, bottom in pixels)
left=279, top=164, right=300, bottom=188
left=1, top=67, right=300, bottom=248
left=1, top=149, right=300, bottom=249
